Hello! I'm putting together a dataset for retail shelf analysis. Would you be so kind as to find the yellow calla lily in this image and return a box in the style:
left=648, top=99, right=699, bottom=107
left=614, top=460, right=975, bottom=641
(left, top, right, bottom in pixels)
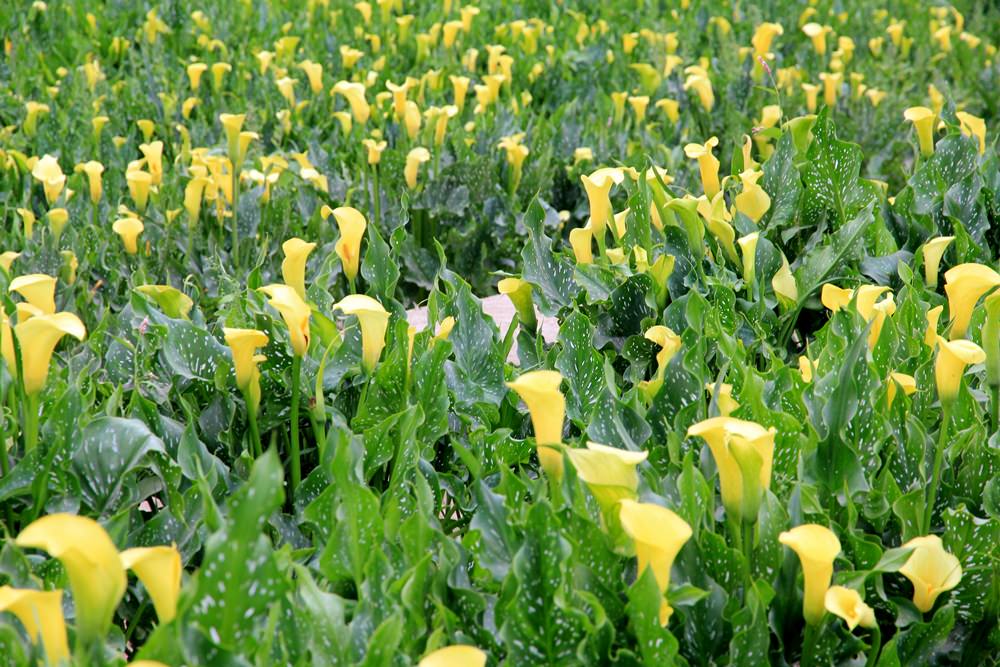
left=31, top=155, right=66, bottom=205
left=683, top=73, right=714, bottom=112
left=581, top=167, right=625, bottom=239
left=49, top=208, right=70, bottom=240
left=16, top=514, right=126, bottom=642
left=135, top=285, right=193, bottom=319
left=0, top=587, right=69, bottom=664
left=0, top=252, right=20, bottom=273
left=618, top=499, right=692, bottom=625
left=799, top=356, right=816, bottom=383
left=119, top=546, right=182, bottom=623
left=418, top=645, right=487, bottom=667
left=334, top=294, right=390, bottom=373
left=565, top=442, right=648, bottom=513
left=934, top=336, right=985, bottom=405
left=887, top=372, right=917, bottom=408
left=752, top=22, right=784, bottom=57
left=405, top=147, right=431, bottom=189
left=824, top=586, right=876, bottom=630
left=332, top=207, right=367, bottom=285
left=734, top=170, right=770, bottom=222
left=925, top=305, right=943, bottom=347
left=955, top=111, right=986, bottom=155
left=802, top=23, right=831, bottom=54
left=332, top=80, right=371, bottom=123
left=868, top=293, right=896, bottom=349
left=569, top=225, right=594, bottom=264
left=698, top=192, right=738, bottom=264
left=921, top=236, right=954, bottom=288
left=943, top=263, right=1000, bottom=339
left=497, top=277, right=536, bottom=330
left=687, top=417, right=776, bottom=523
left=904, top=107, right=936, bottom=157
left=126, top=170, right=153, bottom=212
left=683, top=137, right=720, bottom=198
left=223, top=328, right=269, bottom=398
left=281, top=238, right=316, bottom=299
left=16, top=208, right=36, bottom=238
left=219, top=113, right=245, bottom=166
left=4, top=312, right=86, bottom=395
left=506, top=370, right=565, bottom=478
left=113, top=217, right=144, bottom=255
left=705, top=382, right=740, bottom=416
left=9, top=274, right=57, bottom=315
left=898, top=535, right=962, bottom=613
left=737, top=233, right=759, bottom=290
left=259, top=284, right=311, bottom=357
left=78, top=160, right=104, bottom=204
left=772, top=254, right=798, bottom=309
left=778, top=524, right=841, bottom=625
left=139, top=141, right=164, bottom=185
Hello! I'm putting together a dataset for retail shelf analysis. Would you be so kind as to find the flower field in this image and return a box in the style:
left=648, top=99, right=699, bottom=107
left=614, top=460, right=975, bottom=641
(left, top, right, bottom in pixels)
left=2, top=0, right=1000, bottom=664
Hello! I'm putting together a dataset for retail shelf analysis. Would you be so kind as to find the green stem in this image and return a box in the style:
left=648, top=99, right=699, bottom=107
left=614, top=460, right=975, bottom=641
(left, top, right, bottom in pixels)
left=22, top=392, right=39, bottom=453
left=372, top=165, right=381, bottom=229
left=742, top=521, right=755, bottom=575
left=990, top=385, right=1000, bottom=434
left=289, top=354, right=302, bottom=495
left=231, top=168, right=241, bottom=273
left=802, top=623, right=819, bottom=667
left=247, top=400, right=261, bottom=459
left=865, top=625, right=882, bottom=667
left=924, top=405, right=951, bottom=533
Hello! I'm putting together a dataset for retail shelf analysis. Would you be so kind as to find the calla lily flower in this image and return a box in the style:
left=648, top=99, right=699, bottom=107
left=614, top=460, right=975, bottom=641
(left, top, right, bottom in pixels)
left=687, top=417, right=776, bottom=523
left=0, top=587, right=69, bottom=663
left=332, top=207, right=367, bottom=285
left=737, top=233, right=759, bottom=290
left=898, top=535, right=962, bottom=613
left=772, top=255, right=798, bottom=309
left=47, top=208, right=69, bottom=242
left=752, top=22, right=784, bottom=56
left=683, top=73, right=714, bottom=111
left=934, top=336, right=985, bottom=406
left=497, top=277, right=536, bottom=329
left=259, top=284, right=311, bottom=356
left=119, top=545, right=182, bottom=623
left=418, top=645, right=487, bottom=667
left=332, top=81, right=370, bottom=123
left=135, top=285, right=193, bottom=319
left=638, top=325, right=682, bottom=401
left=78, top=160, right=104, bottom=204
left=887, top=372, right=917, bottom=408
left=4, top=312, right=86, bottom=395
left=779, top=524, right=841, bottom=625
left=113, top=217, right=144, bottom=254
left=281, top=238, right=316, bottom=299
left=824, top=586, right=876, bottom=630
left=569, top=224, right=594, bottom=264
left=298, top=59, right=324, bottom=94
left=139, top=141, right=164, bottom=185
left=734, top=170, right=770, bottom=222
left=925, top=305, right=943, bottom=347
left=581, top=167, right=625, bottom=239
left=16, top=514, right=126, bottom=642
left=802, top=23, right=831, bottom=54
left=9, top=274, right=57, bottom=315
left=943, top=263, right=1000, bottom=339
left=334, top=294, right=390, bottom=373
left=921, top=236, right=954, bottom=288
left=904, top=107, right=936, bottom=157
left=566, top=442, right=648, bottom=514
left=223, top=328, right=269, bottom=405
left=0, top=252, right=20, bottom=273
left=187, top=62, right=207, bottom=90
left=16, top=208, right=36, bottom=238
left=219, top=113, right=245, bottom=166
left=618, top=499, right=692, bottom=625
left=799, top=356, right=815, bottom=382
left=506, top=370, right=565, bottom=478
left=31, top=155, right=66, bottom=205
left=126, top=170, right=153, bottom=212
left=683, top=137, right=720, bottom=198
left=706, top=382, right=740, bottom=416
left=955, top=111, right=986, bottom=155
left=405, top=147, right=431, bottom=189
left=698, top=192, right=738, bottom=264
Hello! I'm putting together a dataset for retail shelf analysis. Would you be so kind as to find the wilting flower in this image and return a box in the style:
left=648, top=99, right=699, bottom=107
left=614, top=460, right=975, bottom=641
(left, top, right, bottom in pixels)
left=0, top=587, right=69, bottom=663
left=335, top=294, right=390, bottom=373
left=618, top=499, right=692, bottom=625
left=259, top=284, right=311, bottom=356
left=921, top=236, right=954, bottom=288
left=898, top=535, right=962, bottom=613
left=330, top=206, right=367, bottom=285
left=418, top=645, right=487, bottom=667
left=497, top=277, right=536, bottom=329
left=405, top=147, right=431, bottom=189
left=16, top=514, right=126, bottom=642
left=113, top=217, right=144, bottom=255
left=119, top=546, right=182, bottom=623
left=31, top=155, right=66, bottom=205
left=887, top=372, right=917, bottom=408
left=779, top=524, right=841, bottom=625
left=281, top=238, right=316, bottom=299
left=943, top=263, right=1000, bottom=339
left=824, top=586, right=876, bottom=630
left=506, top=370, right=565, bottom=478
left=687, top=417, right=776, bottom=523
left=934, top=336, right=985, bottom=406
left=904, top=107, right=936, bottom=157
left=566, top=442, right=648, bottom=515
left=10, top=274, right=57, bottom=315
left=683, top=137, right=720, bottom=198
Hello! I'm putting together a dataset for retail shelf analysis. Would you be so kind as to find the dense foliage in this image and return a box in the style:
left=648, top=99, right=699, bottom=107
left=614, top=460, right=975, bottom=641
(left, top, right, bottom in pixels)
left=1, top=0, right=999, bottom=665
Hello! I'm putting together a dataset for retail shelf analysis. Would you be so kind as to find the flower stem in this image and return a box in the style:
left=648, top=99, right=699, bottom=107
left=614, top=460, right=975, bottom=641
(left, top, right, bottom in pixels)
left=231, top=168, right=241, bottom=273
left=990, top=384, right=1000, bottom=434
left=247, top=400, right=261, bottom=459
left=372, top=166, right=381, bottom=229
left=924, top=405, right=951, bottom=533
left=22, top=393, right=39, bottom=453
left=865, top=624, right=882, bottom=667
left=289, top=354, right=302, bottom=496
left=802, top=623, right=819, bottom=667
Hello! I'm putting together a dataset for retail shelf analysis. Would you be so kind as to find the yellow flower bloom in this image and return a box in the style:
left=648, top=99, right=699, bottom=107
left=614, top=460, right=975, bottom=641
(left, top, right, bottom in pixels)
left=819, top=71, right=842, bottom=107
left=737, top=233, right=759, bottom=290
left=772, top=255, right=798, bottom=309
left=497, top=278, right=536, bottom=330
left=904, top=107, right=936, bottom=157
left=581, top=167, right=625, bottom=239
left=824, top=586, right=876, bottom=630
left=78, top=160, right=104, bottom=204
left=698, top=192, right=738, bottom=264
left=569, top=225, right=594, bottom=264
left=31, top=154, right=65, bottom=205
left=0, top=587, right=69, bottom=663
left=683, top=137, right=720, bottom=198
left=0, top=251, right=20, bottom=273
left=4, top=312, right=86, bottom=395
left=187, top=62, right=207, bottom=90
left=47, top=208, right=69, bottom=241
left=566, top=442, right=648, bottom=513
left=9, top=274, right=57, bottom=315
left=506, top=370, right=565, bottom=478
left=126, top=170, right=153, bottom=212
left=943, top=263, right=1000, bottom=338
left=925, top=305, right=943, bottom=348
left=706, top=382, right=740, bottom=416
left=887, top=372, right=917, bottom=408
left=332, top=81, right=371, bottom=123
left=219, top=113, right=245, bottom=167
left=405, top=147, right=431, bottom=189
left=23, top=101, right=50, bottom=137
left=298, top=59, right=324, bottom=94
left=281, top=238, right=316, bottom=299
left=799, top=356, right=815, bottom=382
left=16, top=514, right=126, bottom=641
left=16, top=208, right=36, bottom=238
left=683, top=72, right=714, bottom=111
left=955, top=111, right=986, bottom=155
left=687, top=417, right=776, bottom=523
left=802, top=23, right=831, bottom=54
left=113, top=217, right=144, bottom=255
left=259, top=284, right=311, bottom=356
left=779, top=524, right=841, bottom=625
left=362, top=138, right=388, bottom=165
left=899, top=535, right=962, bottom=613
left=752, top=22, right=784, bottom=57
left=802, top=83, right=820, bottom=113
left=418, top=645, right=487, bottom=667
left=935, top=336, right=985, bottom=405
left=618, top=499, right=692, bottom=625
left=135, top=285, right=193, bottom=319
left=734, top=170, right=770, bottom=222
left=335, top=295, right=390, bottom=373
left=223, top=327, right=268, bottom=398
left=139, top=141, right=164, bottom=185
left=331, top=207, right=367, bottom=284
left=119, top=546, right=182, bottom=623
left=922, top=236, right=954, bottom=288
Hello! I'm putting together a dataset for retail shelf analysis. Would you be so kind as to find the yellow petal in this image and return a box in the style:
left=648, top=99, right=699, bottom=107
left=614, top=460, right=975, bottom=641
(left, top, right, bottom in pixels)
left=418, top=645, right=487, bottom=667
left=334, top=294, right=389, bottom=372
left=899, top=535, right=962, bottom=613
left=9, top=273, right=57, bottom=314
left=13, top=312, right=86, bottom=395
left=332, top=207, right=368, bottom=284
left=120, top=545, right=182, bottom=623
left=824, top=585, right=876, bottom=630
left=281, top=237, right=317, bottom=299
left=259, top=284, right=311, bottom=356
left=943, top=263, right=1000, bottom=339
left=934, top=336, right=985, bottom=404
left=779, top=524, right=841, bottom=625
left=0, top=587, right=69, bottom=663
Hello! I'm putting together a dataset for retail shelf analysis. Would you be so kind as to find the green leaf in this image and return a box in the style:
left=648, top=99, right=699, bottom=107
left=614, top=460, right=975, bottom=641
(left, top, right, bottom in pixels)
left=446, top=281, right=505, bottom=408
left=161, top=320, right=230, bottom=383
left=801, top=108, right=879, bottom=226
left=555, top=312, right=604, bottom=422
left=72, top=417, right=166, bottom=514
left=361, top=220, right=400, bottom=304
left=522, top=197, right=577, bottom=315
left=762, top=131, right=803, bottom=231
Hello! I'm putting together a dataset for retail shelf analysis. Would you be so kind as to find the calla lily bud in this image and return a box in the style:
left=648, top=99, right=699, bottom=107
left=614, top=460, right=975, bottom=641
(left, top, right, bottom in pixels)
left=898, top=535, right=962, bottom=613
left=332, top=207, right=367, bottom=285
left=506, top=370, right=565, bottom=479
left=334, top=294, right=389, bottom=373
left=925, top=305, right=943, bottom=348
left=649, top=254, right=675, bottom=308
left=943, top=263, right=1000, bottom=339
left=259, top=284, right=311, bottom=356
left=497, top=278, right=537, bottom=330
left=119, top=546, right=182, bottom=623
left=418, top=645, right=487, bottom=667
left=618, top=499, right=692, bottom=626
left=824, top=586, right=876, bottom=630
left=779, top=524, right=841, bottom=625
left=16, top=514, right=126, bottom=642
left=281, top=238, right=316, bottom=299
left=934, top=336, right=985, bottom=406
left=0, top=587, right=69, bottom=663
